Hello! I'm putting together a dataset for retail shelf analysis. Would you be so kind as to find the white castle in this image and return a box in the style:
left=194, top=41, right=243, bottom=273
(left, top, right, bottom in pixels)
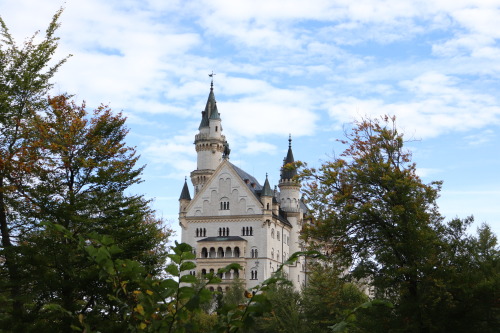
left=179, top=80, right=311, bottom=292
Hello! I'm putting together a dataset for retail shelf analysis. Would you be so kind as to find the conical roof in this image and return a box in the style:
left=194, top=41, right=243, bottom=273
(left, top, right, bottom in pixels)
left=199, top=82, right=220, bottom=129
left=261, top=174, right=273, bottom=197
left=281, top=135, right=297, bottom=180
left=179, top=178, right=191, bottom=200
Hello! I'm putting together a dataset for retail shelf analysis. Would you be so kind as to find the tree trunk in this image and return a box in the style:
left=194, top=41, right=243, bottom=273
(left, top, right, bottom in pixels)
left=0, top=175, right=24, bottom=325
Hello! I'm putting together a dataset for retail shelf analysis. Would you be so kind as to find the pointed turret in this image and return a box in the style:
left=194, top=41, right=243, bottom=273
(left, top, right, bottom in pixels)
left=261, top=173, right=273, bottom=211
left=279, top=135, right=301, bottom=213
left=261, top=174, right=273, bottom=197
left=179, top=177, right=191, bottom=200
left=281, top=134, right=297, bottom=181
left=191, top=76, right=227, bottom=194
left=179, top=177, right=191, bottom=217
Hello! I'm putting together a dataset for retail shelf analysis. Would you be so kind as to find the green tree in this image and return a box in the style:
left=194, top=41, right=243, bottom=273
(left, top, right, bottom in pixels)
left=301, top=116, right=445, bottom=332
left=0, top=9, right=69, bottom=326
left=12, top=95, right=168, bottom=332
left=428, top=219, right=500, bottom=332
left=251, top=277, right=303, bottom=333
left=301, top=264, right=367, bottom=333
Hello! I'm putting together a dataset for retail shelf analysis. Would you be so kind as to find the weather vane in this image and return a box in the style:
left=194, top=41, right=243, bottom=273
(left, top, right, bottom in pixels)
left=209, top=71, right=216, bottom=87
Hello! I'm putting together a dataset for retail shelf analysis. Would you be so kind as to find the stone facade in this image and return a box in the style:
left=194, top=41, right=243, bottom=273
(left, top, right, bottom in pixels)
left=179, top=82, right=311, bottom=292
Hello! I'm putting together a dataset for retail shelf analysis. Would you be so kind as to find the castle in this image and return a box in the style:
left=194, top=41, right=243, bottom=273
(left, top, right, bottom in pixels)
left=179, top=80, right=311, bottom=292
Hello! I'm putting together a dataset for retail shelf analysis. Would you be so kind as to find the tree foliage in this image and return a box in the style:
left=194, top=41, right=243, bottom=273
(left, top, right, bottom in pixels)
left=0, top=8, right=70, bottom=327
left=300, top=116, right=500, bottom=332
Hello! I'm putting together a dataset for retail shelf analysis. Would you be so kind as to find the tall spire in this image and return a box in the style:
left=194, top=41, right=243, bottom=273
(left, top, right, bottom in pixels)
left=199, top=72, right=219, bottom=128
left=192, top=74, right=227, bottom=194
left=281, top=134, right=297, bottom=180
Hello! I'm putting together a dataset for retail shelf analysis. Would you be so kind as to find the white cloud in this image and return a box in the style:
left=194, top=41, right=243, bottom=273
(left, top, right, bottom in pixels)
left=464, top=129, right=496, bottom=146
left=240, top=141, right=278, bottom=155
left=327, top=70, right=500, bottom=139
left=416, top=167, right=443, bottom=178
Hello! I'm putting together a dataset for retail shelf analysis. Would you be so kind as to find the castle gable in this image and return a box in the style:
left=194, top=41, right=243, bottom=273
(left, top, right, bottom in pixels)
left=186, top=161, right=264, bottom=217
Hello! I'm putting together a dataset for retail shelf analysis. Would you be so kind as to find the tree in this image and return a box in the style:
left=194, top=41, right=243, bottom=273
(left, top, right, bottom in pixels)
left=429, top=219, right=500, bottom=332
left=9, top=95, right=168, bottom=332
left=301, top=116, right=446, bottom=332
left=251, top=277, right=304, bottom=333
left=301, top=264, right=367, bottom=333
left=0, top=8, right=69, bottom=326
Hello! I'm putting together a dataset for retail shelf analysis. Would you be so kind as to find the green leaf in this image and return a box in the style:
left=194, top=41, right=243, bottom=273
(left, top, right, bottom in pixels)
left=180, top=274, right=197, bottom=283
left=165, top=263, right=179, bottom=276
left=179, top=261, right=196, bottom=272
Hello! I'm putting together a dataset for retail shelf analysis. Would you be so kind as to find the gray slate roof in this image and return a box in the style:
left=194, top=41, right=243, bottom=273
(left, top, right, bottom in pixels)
left=179, top=179, right=191, bottom=200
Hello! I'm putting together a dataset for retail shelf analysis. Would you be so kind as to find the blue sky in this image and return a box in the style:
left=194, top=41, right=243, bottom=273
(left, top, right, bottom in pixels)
left=2, top=0, right=500, bottom=240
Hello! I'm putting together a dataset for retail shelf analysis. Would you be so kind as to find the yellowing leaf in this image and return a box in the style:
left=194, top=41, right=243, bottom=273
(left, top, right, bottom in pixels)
left=134, top=304, right=145, bottom=315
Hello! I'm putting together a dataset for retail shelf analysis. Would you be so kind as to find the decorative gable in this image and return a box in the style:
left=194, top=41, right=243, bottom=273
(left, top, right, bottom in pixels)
left=186, top=161, right=264, bottom=217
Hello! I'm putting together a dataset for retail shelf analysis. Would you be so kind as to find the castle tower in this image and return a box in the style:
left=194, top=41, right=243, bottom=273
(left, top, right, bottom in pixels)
left=278, top=135, right=301, bottom=213
left=190, top=80, right=228, bottom=194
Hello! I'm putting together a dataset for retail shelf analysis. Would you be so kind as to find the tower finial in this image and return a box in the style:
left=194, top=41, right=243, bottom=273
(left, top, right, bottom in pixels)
left=288, top=134, right=292, bottom=148
left=209, top=71, right=216, bottom=90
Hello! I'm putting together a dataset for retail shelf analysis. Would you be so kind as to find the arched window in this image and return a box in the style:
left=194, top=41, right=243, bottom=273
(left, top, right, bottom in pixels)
left=242, top=227, right=245, bottom=236
left=277, top=231, right=280, bottom=241
left=216, top=126, right=218, bottom=132
left=209, top=287, right=214, bottom=292
left=226, top=227, right=229, bottom=236
left=226, top=247, right=232, bottom=257
left=255, top=249, right=258, bottom=257
left=203, top=228, right=206, bottom=237
left=267, top=203, right=270, bottom=210
left=209, top=247, right=216, bottom=258
left=233, top=268, right=239, bottom=279
left=210, top=268, right=215, bottom=275
left=196, top=228, right=199, bottom=237
left=220, top=198, right=230, bottom=210
left=217, top=247, right=224, bottom=258
left=218, top=228, right=222, bottom=236
left=202, top=247, right=208, bottom=258
left=271, top=248, right=274, bottom=259
left=271, top=228, right=274, bottom=238
left=250, top=227, right=253, bottom=236
left=234, top=247, right=240, bottom=258
left=217, top=287, right=223, bottom=292
left=202, top=269, right=207, bottom=277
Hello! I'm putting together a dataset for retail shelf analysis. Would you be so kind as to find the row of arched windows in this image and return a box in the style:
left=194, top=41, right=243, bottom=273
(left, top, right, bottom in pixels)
left=251, top=248, right=258, bottom=258
left=242, top=226, right=253, bottom=236
left=201, top=246, right=240, bottom=258
left=201, top=268, right=239, bottom=280
left=209, top=286, right=229, bottom=293
left=220, top=201, right=230, bottom=210
left=250, top=270, right=258, bottom=280
left=195, top=228, right=206, bottom=237
left=218, top=227, right=229, bottom=236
